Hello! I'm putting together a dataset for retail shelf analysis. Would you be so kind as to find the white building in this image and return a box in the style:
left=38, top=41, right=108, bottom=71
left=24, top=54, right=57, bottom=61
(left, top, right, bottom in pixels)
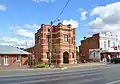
left=89, top=32, right=120, bottom=62
left=99, top=32, right=119, bottom=50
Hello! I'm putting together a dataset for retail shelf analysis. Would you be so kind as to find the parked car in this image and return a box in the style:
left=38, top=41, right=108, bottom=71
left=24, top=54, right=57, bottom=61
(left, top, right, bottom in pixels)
left=110, top=58, right=120, bottom=64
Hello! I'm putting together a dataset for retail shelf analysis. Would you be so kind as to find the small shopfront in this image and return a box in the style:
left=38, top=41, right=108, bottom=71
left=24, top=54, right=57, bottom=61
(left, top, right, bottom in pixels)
left=89, top=46, right=120, bottom=62
left=100, top=50, right=120, bottom=62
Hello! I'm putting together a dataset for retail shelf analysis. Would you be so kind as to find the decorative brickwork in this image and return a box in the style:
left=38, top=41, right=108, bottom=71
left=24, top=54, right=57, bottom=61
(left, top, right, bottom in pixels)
left=34, top=23, right=77, bottom=64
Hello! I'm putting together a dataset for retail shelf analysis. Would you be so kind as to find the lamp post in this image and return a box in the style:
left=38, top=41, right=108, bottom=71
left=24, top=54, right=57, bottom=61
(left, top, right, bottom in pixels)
left=48, top=19, right=60, bottom=67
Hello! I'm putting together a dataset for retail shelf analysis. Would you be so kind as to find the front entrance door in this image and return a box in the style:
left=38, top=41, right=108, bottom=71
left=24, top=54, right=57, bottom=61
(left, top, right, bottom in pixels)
left=4, top=56, right=9, bottom=65
left=63, top=52, right=69, bottom=63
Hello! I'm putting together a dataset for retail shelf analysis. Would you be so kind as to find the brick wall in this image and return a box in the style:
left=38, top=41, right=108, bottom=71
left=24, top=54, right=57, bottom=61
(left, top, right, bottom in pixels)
left=79, top=33, right=100, bottom=61
left=0, top=54, right=28, bottom=67
left=34, top=23, right=77, bottom=64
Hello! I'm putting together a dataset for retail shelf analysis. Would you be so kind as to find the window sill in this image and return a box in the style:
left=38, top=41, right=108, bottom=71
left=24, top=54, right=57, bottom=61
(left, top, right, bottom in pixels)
left=63, top=42, right=69, bottom=43
left=16, top=60, right=20, bottom=62
left=4, top=64, right=9, bottom=66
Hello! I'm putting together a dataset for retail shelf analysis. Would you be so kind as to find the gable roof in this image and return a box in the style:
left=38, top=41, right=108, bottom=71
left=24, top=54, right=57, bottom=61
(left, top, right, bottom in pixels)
left=0, top=45, right=31, bottom=55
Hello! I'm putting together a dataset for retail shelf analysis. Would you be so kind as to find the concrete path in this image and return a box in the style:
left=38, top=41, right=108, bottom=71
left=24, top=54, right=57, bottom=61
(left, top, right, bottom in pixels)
left=0, top=63, right=106, bottom=72
left=62, top=62, right=106, bottom=68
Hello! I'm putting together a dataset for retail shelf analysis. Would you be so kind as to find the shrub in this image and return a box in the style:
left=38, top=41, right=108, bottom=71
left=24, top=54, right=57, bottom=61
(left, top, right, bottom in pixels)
left=45, top=62, right=48, bottom=65
left=35, top=64, right=45, bottom=68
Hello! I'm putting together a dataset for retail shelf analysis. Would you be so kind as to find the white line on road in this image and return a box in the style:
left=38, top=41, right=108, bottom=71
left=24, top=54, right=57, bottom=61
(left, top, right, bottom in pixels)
left=74, top=77, right=103, bottom=84
left=0, top=64, right=119, bottom=78
left=7, top=73, right=101, bottom=84
left=0, top=64, right=119, bottom=80
left=106, top=80, right=120, bottom=84
left=0, top=68, right=99, bottom=78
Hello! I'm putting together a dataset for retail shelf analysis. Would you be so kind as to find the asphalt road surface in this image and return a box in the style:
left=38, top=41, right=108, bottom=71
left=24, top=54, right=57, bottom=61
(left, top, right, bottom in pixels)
left=1, top=64, right=120, bottom=84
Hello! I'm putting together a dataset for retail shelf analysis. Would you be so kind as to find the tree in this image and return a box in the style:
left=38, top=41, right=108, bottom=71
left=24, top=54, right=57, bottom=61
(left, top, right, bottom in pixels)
left=52, top=39, right=60, bottom=67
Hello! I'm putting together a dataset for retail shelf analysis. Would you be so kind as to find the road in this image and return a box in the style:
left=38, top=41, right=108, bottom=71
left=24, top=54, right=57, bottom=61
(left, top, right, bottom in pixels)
left=0, top=64, right=120, bottom=84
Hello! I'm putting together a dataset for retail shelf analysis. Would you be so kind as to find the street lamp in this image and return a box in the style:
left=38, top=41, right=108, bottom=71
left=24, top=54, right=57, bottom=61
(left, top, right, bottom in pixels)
left=48, top=19, right=60, bottom=67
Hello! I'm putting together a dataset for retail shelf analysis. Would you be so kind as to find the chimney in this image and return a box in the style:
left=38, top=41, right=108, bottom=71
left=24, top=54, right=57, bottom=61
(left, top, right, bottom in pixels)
left=84, top=36, right=86, bottom=40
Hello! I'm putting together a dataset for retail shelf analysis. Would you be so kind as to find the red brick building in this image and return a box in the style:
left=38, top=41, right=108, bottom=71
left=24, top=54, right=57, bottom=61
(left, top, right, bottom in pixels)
left=79, top=32, right=120, bottom=62
left=79, top=33, right=99, bottom=61
left=34, top=23, right=77, bottom=64
left=26, top=46, right=34, bottom=56
left=0, top=45, right=31, bottom=67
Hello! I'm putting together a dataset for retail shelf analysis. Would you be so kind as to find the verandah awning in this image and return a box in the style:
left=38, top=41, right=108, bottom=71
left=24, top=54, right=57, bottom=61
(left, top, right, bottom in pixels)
left=101, top=50, right=120, bottom=53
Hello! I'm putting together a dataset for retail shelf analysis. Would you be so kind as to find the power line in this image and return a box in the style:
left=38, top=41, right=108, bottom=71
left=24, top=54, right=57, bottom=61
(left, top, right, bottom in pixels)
left=55, top=0, right=71, bottom=20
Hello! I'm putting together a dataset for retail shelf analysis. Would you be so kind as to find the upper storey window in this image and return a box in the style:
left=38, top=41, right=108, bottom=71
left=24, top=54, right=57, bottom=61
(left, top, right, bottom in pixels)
left=48, top=29, right=50, bottom=33
left=63, top=34, right=68, bottom=42
left=37, top=36, right=40, bottom=43
left=108, top=40, right=110, bottom=47
left=104, top=41, right=107, bottom=50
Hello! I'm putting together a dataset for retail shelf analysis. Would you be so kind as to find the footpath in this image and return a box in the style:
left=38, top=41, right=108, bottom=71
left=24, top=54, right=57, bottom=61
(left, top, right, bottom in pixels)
left=0, top=63, right=108, bottom=77
left=62, top=62, right=106, bottom=68
left=0, top=62, right=106, bottom=72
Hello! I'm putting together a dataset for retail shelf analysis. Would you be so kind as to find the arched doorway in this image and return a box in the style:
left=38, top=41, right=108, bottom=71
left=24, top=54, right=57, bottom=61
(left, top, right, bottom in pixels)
left=63, top=52, right=69, bottom=63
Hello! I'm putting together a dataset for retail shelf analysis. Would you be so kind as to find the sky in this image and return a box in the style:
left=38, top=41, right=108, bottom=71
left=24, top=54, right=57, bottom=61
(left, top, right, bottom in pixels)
left=0, top=0, right=120, bottom=48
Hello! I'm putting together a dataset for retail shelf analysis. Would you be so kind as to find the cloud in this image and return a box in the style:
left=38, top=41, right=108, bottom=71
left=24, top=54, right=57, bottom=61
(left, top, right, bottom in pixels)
left=10, top=24, right=40, bottom=30
left=0, top=24, right=40, bottom=48
left=0, top=4, right=7, bottom=11
left=0, top=36, right=18, bottom=44
left=77, top=8, right=88, bottom=20
left=77, top=8, right=83, bottom=11
left=0, top=36, right=34, bottom=48
left=86, top=2, right=120, bottom=34
left=9, top=24, right=40, bottom=38
left=33, top=0, right=55, bottom=3
left=15, top=29, right=34, bottom=38
left=80, top=11, right=88, bottom=20
left=24, top=24, right=40, bottom=29
left=92, top=4, right=98, bottom=7
left=62, top=19, right=79, bottom=28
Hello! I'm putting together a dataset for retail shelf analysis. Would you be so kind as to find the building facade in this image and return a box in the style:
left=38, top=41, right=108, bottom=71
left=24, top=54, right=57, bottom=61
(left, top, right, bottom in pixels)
left=35, top=23, right=77, bottom=64
left=0, top=45, right=30, bottom=67
left=79, top=32, right=120, bottom=62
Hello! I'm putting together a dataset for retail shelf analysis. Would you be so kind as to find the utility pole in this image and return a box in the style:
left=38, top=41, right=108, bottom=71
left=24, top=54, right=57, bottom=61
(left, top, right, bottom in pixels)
left=47, top=33, right=51, bottom=67
left=48, top=19, right=60, bottom=67
left=48, top=21, right=53, bottom=67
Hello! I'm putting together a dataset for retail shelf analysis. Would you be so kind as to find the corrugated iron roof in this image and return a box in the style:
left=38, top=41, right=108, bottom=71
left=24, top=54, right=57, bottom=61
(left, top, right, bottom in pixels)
left=0, top=45, right=31, bottom=55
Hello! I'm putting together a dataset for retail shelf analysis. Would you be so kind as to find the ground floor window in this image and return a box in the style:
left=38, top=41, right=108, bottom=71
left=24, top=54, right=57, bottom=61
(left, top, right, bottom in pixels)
left=4, top=56, right=9, bottom=65
left=16, top=56, right=21, bottom=61
left=46, top=52, right=49, bottom=59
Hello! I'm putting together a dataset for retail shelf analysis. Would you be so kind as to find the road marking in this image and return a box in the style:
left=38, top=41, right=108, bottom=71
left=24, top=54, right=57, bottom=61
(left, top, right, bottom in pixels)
left=0, top=68, right=100, bottom=78
left=61, top=67, right=68, bottom=70
left=0, top=64, right=119, bottom=78
left=106, top=80, right=120, bottom=84
left=0, top=70, right=100, bottom=81
left=7, top=73, right=101, bottom=84
left=75, top=77, right=103, bottom=84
